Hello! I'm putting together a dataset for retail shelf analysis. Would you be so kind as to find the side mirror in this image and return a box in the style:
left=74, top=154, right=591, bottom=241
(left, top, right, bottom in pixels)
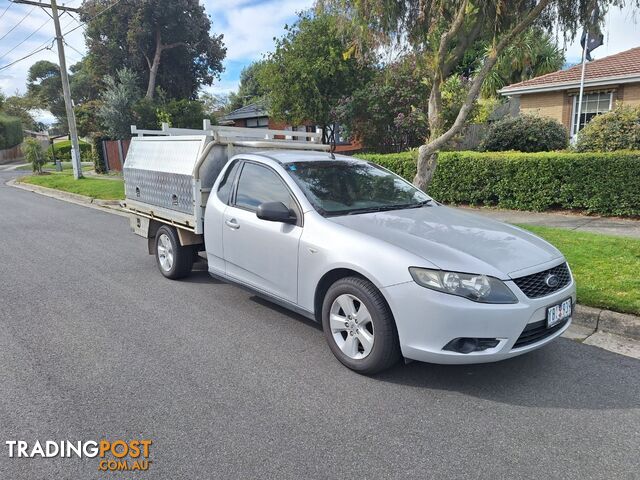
left=256, top=201, right=297, bottom=225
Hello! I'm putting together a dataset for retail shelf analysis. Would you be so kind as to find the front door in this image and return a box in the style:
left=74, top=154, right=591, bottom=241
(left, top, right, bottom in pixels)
left=222, top=161, right=302, bottom=303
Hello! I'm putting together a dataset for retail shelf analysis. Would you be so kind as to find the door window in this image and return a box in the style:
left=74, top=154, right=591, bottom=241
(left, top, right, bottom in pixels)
left=234, top=162, right=296, bottom=213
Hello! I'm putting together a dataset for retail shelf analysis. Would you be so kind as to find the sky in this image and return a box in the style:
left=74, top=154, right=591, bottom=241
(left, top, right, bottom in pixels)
left=0, top=0, right=639, bottom=122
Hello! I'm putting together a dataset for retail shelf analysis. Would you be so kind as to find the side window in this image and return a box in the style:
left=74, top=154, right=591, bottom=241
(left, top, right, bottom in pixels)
left=234, top=163, right=295, bottom=211
left=217, top=160, right=240, bottom=204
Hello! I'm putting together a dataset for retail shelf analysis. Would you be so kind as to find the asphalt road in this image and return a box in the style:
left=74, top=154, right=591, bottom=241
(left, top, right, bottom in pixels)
left=1, top=170, right=639, bottom=480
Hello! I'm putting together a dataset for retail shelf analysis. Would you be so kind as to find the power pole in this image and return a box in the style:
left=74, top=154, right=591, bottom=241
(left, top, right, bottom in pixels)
left=12, top=0, right=84, bottom=179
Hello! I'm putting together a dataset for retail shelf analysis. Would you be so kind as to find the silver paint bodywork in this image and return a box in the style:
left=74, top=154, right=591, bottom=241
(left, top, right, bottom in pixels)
left=124, top=127, right=576, bottom=364
left=204, top=151, right=576, bottom=364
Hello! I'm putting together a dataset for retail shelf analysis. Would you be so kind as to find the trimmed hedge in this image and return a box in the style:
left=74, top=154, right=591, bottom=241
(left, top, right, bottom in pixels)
left=0, top=114, right=24, bottom=150
left=356, top=151, right=640, bottom=217
left=48, top=139, right=92, bottom=162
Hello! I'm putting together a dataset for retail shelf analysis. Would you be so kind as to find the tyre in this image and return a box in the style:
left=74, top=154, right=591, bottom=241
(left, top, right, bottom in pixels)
left=322, top=276, right=401, bottom=374
left=154, top=225, right=194, bottom=279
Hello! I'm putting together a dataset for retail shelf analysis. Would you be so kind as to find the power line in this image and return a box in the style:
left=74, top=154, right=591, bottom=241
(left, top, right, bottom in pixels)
left=63, top=38, right=82, bottom=57
left=62, top=0, right=124, bottom=36
left=0, top=5, right=37, bottom=42
left=0, top=0, right=123, bottom=71
left=0, top=39, right=53, bottom=71
left=0, top=17, right=50, bottom=62
left=0, top=2, right=86, bottom=70
left=0, top=1, right=14, bottom=20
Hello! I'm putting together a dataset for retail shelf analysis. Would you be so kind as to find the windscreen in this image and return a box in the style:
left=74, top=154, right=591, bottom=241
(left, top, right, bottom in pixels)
left=284, top=160, right=431, bottom=216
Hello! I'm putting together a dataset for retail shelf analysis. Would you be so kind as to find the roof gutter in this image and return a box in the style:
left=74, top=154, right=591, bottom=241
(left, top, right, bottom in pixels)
left=499, top=73, right=640, bottom=96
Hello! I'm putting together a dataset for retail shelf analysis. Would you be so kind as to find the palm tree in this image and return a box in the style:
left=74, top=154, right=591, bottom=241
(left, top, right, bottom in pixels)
left=482, top=28, right=565, bottom=97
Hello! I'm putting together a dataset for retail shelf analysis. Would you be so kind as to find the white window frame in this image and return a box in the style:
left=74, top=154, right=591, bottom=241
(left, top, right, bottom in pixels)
left=570, top=91, right=614, bottom=138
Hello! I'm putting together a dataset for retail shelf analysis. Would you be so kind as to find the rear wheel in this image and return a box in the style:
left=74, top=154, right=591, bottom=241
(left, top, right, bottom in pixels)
left=155, top=225, right=194, bottom=279
left=322, top=277, right=401, bottom=374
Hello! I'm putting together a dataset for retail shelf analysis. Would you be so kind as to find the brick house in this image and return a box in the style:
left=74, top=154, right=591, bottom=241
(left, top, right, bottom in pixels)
left=220, top=102, right=362, bottom=153
left=499, top=46, right=640, bottom=139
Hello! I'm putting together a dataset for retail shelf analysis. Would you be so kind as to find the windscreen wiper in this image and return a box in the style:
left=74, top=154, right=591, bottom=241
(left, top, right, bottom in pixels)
left=342, top=200, right=433, bottom=215
left=400, top=199, right=433, bottom=209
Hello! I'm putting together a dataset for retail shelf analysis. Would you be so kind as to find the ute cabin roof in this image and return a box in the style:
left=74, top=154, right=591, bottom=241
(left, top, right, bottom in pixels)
left=253, top=150, right=357, bottom=164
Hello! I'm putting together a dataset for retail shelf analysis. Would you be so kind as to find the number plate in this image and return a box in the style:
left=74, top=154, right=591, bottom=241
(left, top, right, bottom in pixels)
left=547, top=298, right=572, bottom=328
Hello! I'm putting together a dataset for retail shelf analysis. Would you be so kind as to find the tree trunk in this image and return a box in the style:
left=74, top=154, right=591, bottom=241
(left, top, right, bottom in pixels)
left=413, top=79, right=443, bottom=190
left=146, top=30, right=163, bottom=99
left=414, top=144, right=439, bottom=189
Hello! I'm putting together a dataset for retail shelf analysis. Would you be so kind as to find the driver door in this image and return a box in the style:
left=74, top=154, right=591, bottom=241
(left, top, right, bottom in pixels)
left=222, top=161, right=302, bottom=303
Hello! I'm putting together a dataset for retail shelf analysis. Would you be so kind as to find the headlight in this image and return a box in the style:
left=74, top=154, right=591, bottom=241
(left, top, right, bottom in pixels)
left=409, top=267, right=518, bottom=304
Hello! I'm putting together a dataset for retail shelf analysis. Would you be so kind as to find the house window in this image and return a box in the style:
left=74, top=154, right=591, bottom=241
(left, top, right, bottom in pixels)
left=245, top=117, right=269, bottom=128
left=571, top=91, right=613, bottom=137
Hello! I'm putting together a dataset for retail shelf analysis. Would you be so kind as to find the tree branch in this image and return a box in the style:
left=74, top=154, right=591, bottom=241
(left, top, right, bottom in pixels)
left=443, top=15, right=483, bottom=78
left=142, top=51, right=151, bottom=70
left=435, top=0, right=468, bottom=76
left=425, top=0, right=551, bottom=152
left=161, top=41, right=188, bottom=51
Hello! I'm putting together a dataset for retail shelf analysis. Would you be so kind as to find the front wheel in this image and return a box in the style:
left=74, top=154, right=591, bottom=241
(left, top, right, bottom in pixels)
left=154, top=225, right=194, bottom=279
left=322, top=277, right=401, bottom=374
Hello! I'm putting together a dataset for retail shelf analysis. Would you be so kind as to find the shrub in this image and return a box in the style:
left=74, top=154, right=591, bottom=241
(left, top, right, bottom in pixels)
left=356, top=150, right=640, bottom=217
left=480, top=114, right=568, bottom=152
left=47, top=139, right=92, bottom=162
left=0, top=113, right=24, bottom=149
left=91, top=135, right=108, bottom=174
left=575, top=105, right=640, bottom=152
left=158, top=99, right=206, bottom=129
left=23, top=138, right=46, bottom=173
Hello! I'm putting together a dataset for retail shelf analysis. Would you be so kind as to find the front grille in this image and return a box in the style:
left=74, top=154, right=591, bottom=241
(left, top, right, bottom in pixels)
left=512, top=262, right=571, bottom=299
left=512, top=318, right=569, bottom=349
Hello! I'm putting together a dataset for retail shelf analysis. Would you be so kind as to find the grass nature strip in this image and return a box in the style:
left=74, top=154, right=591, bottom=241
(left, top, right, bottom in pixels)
left=20, top=171, right=124, bottom=200
left=520, top=225, right=640, bottom=316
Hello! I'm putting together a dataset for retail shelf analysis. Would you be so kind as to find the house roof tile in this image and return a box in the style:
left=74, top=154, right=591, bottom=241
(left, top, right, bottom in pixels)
left=501, top=46, right=640, bottom=94
left=221, top=102, right=268, bottom=121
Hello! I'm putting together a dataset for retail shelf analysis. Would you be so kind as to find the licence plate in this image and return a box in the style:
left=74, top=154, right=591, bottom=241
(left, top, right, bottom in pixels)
left=547, top=298, right=572, bottom=328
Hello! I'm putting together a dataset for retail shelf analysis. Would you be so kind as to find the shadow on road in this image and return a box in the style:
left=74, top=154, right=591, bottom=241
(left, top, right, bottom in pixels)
left=249, top=295, right=322, bottom=331
left=374, top=340, right=640, bottom=410
left=179, top=270, right=224, bottom=284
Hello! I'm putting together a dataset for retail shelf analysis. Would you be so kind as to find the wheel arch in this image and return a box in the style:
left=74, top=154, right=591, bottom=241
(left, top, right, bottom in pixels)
left=313, top=268, right=395, bottom=326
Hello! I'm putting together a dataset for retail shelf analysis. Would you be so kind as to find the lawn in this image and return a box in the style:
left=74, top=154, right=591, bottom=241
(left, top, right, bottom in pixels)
left=20, top=171, right=124, bottom=200
left=520, top=225, right=640, bottom=315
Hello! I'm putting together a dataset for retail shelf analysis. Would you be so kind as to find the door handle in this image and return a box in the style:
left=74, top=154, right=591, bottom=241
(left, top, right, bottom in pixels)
left=225, top=219, right=240, bottom=229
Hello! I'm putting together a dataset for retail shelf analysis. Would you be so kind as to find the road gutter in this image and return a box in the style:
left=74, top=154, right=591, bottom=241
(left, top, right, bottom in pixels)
left=8, top=177, right=640, bottom=358
left=8, top=178, right=128, bottom=217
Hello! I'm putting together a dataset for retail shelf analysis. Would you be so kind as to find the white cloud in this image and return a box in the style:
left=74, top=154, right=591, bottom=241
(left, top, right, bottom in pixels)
left=205, top=0, right=313, bottom=62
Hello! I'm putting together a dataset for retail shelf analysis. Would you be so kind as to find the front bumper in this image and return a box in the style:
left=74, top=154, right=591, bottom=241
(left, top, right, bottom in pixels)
left=382, top=278, right=576, bottom=365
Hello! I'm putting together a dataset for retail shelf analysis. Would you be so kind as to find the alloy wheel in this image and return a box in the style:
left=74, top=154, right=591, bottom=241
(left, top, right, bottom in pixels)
left=329, top=294, right=374, bottom=359
left=157, top=233, right=174, bottom=272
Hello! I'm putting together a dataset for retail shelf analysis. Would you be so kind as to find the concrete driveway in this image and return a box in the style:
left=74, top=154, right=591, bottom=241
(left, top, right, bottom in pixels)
left=1, top=171, right=639, bottom=479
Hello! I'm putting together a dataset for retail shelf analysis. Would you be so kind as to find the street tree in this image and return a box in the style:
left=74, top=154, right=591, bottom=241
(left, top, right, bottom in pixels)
left=318, top=0, right=639, bottom=189
left=259, top=13, right=374, bottom=143
left=97, top=68, right=141, bottom=139
left=336, top=54, right=429, bottom=152
left=227, top=61, right=270, bottom=111
left=26, top=60, right=66, bottom=125
left=0, top=91, right=40, bottom=131
left=81, top=0, right=226, bottom=100
left=199, top=91, right=229, bottom=118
